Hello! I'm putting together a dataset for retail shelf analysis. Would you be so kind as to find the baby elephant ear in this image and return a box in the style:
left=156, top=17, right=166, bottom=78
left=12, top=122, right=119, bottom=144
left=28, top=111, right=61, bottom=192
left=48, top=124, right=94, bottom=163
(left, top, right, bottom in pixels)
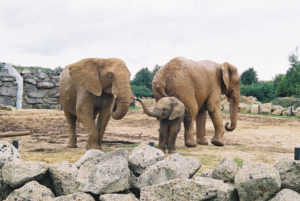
left=68, top=59, right=103, bottom=96
left=169, top=97, right=185, bottom=120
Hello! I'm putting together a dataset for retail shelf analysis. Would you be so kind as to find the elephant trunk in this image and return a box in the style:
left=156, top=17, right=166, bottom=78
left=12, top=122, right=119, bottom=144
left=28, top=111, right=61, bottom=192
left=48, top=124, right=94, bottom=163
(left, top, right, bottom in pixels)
left=111, top=81, right=133, bottom=120
left=225, top=97, right=239, bottom=132
left=136, top=98, right=158, bottom=117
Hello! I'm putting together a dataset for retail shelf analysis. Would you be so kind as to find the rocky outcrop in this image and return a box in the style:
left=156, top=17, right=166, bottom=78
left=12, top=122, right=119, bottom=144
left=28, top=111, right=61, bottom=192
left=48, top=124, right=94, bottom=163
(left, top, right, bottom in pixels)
left=0, top=141, right=21, bottom=168
left=212, top=157, right=238, bottom=182
left=269, top=188, right=300, bottom=201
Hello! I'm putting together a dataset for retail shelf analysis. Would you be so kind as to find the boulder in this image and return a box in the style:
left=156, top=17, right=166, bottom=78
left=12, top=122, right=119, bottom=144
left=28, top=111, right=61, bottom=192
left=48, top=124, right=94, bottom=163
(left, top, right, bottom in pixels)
left=0, top=86, right=17, bottom=97
left=27, top=91, right=46, bottom=98
left=0, top=141, right=21, bottom=169
left=37, top=71, right=49, bottom=79
left=282, top=107, right=293, bottom=116
left=74, top=149, right=104, bottom=168
left=269, top=188, right=300, bottom=201
left=135, top=153, right=201, bottom=189
left=37, top=81, right=54, bottom=89
left=129, top=143, right=164, bottom=175
left=24, top=97, right=43, bottom=104
left=212, top=157, right=238, bottom=182
left=274, top=158, right=300, bottom=192
left=48, top=161, right=80, bottom=196
left=21, top=68, right=32, bottom=74
left=238, top=103, right=250, bottom=113
left=260, top=103, right=273, bottom=115
left=199, top=170, right=213, bottom=178
left=140, top=178, right=217, bottom=201
left=0, top=104, right=14, bottom=111
left=5, top=181, right=54, bottom=201
left=250, top=104, right=260, bottom=114
left=2, top=161, right=48, bottom=188
left=24, top=84, right=37, bottom=93
left=241, top=96, right=257, bottom=104
left=99, top=193, right=139, bottom=201
left=54, top=192, right=95, bottom=201
left=24, top=78, right=37, bottom=84
left=234, top=161, right=281, bottom=201
left=77, top=149, right=130, bottom=195
left=272, top=109, right=283, bottom=116
left=193, top=177, right=239, bottom=201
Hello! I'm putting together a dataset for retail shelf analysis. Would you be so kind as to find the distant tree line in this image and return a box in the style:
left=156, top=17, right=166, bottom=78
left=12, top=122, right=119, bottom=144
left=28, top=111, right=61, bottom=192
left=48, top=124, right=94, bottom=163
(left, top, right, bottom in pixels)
left=240, top=48, right=300, bottom=102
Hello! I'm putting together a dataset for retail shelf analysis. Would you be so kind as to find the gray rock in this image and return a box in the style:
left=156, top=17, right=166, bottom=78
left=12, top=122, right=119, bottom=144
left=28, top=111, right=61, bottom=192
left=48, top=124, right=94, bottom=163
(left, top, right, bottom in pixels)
left=250, top=104, right=260, bottom=114
left=28, top=91, right=46, bottom=98
left=24, top=84, right=37, bottom=93
left=0, top=141, right=21, bottom=169
left=21, top=68, right=32, bottom=74
left=272, top=109, right=283, bottom=116
left=24, top=97, right=43, bottom=104
left=140, top=178, right=217, bottom=201
left=199, top=170, right=213, bottom=178
left=24, top=78, right=37, bottom=84
left=48, top=161, right=80, bottom=196
left=44, top=98, right=59, bottom=104
left=5, top=181, right=54, bottom=201
left=77, top=149, right=130, bottom=195
left=0, top=104, right=14, bottom=111
left=129, top=143, right=164, bottom=175
left=48, top=87, right=59, bottom=98
left=100, top=193, right=139, bottom=201
left=54, top=192, right=95, bottom=201
left=239, top=103, right=250, bottom=113
left=0, top=97, right=14, bottom=106
left=0, top=86, right=17, bottom=97
left=74, top=149, right=104, bottom=168
left=269, top=188, right=300, bottom=201
left=234, top=161, right=281, bottom=201
left=37, top=71, right=49, bottom=79
left=37, top=81, right=54, bottom=89
left=193, top=177, right=239, bottom=201
left=274, top=158, right=300, bottom=192
left=2, top=161, right=48, bottom=188
left=212, top=157, right=238, bottom=182
left=282, top=107, right=293, bottom=116
left=135, top=153, right=201, bottom=189
left=0, top=76, right=15, bottom=82
left=260, top=103, right=273, bottom=114
left=2, top=82, right=13, bottom=87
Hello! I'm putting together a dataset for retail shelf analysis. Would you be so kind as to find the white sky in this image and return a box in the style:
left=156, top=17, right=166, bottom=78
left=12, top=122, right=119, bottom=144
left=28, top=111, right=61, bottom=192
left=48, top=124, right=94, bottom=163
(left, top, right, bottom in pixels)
left=0, top=0, right=299, bottom=80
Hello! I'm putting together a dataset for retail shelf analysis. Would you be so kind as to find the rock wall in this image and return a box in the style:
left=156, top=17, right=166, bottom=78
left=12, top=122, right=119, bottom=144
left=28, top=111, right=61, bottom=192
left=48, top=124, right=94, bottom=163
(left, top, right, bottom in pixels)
left=0, top=63, right=62, bottom=109
left=1, top=141, right=300, bottom=201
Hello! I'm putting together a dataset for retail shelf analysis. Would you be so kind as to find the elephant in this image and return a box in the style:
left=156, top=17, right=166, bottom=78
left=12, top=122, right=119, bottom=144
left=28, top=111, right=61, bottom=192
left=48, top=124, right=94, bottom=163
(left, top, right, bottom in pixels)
left=59, top=58, right=134, bottom=150
left=152, top=57, right=240, bottom=147
left=136, top=97, right=185, bottom=153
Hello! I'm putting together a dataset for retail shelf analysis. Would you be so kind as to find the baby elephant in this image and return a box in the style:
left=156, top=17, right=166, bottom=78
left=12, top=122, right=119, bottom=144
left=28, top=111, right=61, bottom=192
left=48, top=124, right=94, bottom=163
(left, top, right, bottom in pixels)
left=136, top=97, right=185, bottom=153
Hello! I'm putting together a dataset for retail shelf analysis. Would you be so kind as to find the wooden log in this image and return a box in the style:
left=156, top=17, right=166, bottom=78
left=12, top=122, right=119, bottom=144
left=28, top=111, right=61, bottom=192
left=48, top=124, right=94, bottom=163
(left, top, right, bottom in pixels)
left=0, top=130, right=31, bottom=138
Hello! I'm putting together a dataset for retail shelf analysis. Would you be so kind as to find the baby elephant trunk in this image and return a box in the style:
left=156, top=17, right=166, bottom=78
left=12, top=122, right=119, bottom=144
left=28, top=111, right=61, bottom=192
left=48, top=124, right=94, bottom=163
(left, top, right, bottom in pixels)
left=136, top=98, right=159, bottom=117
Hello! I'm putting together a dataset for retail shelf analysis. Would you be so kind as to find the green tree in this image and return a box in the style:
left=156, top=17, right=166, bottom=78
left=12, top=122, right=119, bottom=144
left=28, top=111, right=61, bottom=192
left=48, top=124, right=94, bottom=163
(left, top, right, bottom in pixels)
left=131, top=67, right=152, bottom=90
left=240, top=81, right=276, bottom=102
left=130, top=85, right=153, bottom=97
left=240, top=67, right=258, bottom=85
left=151, top=64, right=161, bottom=80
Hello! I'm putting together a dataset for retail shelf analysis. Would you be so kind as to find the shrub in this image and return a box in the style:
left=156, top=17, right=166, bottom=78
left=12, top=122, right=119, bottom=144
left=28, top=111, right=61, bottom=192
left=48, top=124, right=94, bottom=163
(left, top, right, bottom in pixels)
left=240, top=81, right=276, bottom=103
left=131, top=85, right=153, bottom=97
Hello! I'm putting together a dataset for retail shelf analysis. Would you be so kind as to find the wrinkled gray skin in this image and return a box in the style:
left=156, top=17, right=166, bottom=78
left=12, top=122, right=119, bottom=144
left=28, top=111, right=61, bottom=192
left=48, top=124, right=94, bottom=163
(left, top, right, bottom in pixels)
left=136, top=97, right=185, bottom=153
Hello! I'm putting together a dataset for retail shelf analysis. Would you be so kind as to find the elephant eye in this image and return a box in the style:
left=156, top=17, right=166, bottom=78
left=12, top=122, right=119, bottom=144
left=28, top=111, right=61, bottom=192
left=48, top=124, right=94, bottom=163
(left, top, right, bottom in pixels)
left=106, top=73, right=114, bottom=79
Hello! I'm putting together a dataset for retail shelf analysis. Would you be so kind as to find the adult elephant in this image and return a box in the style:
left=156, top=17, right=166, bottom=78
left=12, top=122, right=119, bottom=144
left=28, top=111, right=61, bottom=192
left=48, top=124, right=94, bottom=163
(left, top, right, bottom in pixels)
left=152, top=57, right=240, bottom=147
left=59, top=58, right=133, bottom=150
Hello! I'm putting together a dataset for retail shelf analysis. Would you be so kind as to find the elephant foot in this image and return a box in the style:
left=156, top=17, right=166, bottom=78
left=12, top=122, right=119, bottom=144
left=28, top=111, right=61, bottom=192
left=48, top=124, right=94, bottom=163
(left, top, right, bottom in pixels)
left=158, top=146, right=167, bottom=153
left=86, top=143, right=102, bottom=150
left=67, top=144, right=78, bottom=148
left=211, top=137, right=224, bottom=146
left=185, top=138, right=197, bottom=147
left=167, top=145, right=177, bottom=154
left=197, top=138, right=208, bottom=145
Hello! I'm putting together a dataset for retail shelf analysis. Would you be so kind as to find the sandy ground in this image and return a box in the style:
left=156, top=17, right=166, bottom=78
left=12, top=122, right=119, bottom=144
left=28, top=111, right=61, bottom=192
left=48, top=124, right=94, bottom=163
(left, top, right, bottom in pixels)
left=0, top=100, right=300, bottom=171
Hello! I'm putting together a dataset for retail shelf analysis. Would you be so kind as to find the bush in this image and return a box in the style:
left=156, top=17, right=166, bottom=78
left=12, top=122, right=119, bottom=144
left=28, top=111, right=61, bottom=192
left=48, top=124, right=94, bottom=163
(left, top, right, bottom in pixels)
left=271, top=97, right=300, bottom=108
left=240, top=82, right=276, bottom=103
left=131, top=85, right=153, bottom=97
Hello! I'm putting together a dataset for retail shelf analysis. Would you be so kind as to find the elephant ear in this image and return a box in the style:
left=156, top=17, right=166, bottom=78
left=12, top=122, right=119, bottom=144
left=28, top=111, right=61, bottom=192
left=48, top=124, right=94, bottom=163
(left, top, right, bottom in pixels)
left=169, top=97, right=185, bottom=120
left=68, top=59, right=103, bottom=96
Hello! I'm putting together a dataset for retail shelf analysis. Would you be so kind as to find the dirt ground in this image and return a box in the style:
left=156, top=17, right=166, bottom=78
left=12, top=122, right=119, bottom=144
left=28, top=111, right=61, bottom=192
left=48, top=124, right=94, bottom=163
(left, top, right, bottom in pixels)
left=0, top=100, right=300, bottom=172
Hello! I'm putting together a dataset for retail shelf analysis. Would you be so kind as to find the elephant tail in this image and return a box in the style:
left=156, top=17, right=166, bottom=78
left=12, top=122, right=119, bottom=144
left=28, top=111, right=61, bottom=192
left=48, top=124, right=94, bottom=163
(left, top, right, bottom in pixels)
left=153, top=82, right=168, bottom=100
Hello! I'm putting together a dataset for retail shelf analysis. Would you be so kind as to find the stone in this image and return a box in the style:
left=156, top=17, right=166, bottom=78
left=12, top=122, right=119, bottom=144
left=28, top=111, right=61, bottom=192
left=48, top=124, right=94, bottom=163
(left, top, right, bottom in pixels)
left=2, top=161, right=48, bottom=188
left=44, top=98, right=59, bottom=104
left=54, top=192, right=95, bottom=201
left=0, top=141, right=21, bottom=169
left=212, top=157, right=238, bottom=182
left=129, top=143, right=164, bottom=175
left=135, top=153, right=201, bottom=189
left=0, top=103, right=14, bottom=110
left=0, top=86, right=17, bottom=97
left=0, top=97, right=14, bottom=106
left=250, top=104, right=260, bottom=114
left=48, top=87, right=59, bottom=98
left=193, top=177, right=239, bottom=201
left=24, top=84, right=37, bottom=93
left=5, top=181, right=54, bottom=201
left=28, top=91, right=46, bottom=98
left=223, top=102, right=230, bottom=112
left=77, top=149, right=130, bottom=195
left=99, top=193, right=139, bottom=201
left=21, top=68, right=32, bottom=74
left=74, top=149, right=104, bottom=168
left=140, top=178, right=217, bottom=201
left=48, top=161, right=80, bottom=196
left=24, top=97, right=43, bottom=104
left=269, top=188, right=300, bottom=201
left=241, top=96, right=257, bottom=104
left=282, top=107, right=293, bottom=116
left=2, top=82, right=13, bottom=87
left=274, top=158, right=300, bottom=192
left=260, top=103, right=273, bottom=115
left=37, top=81, right=54, bottom=89
left=234, top=161, right=281, bottom=201
left=199, top=170, right=213, bottom=178
left=239, top=103, right=250, bottom=113
left=0, top=75, right=15, bottom=82
left=272, top=109, right=283, bottom=116
left=24, top=78, right=37, bottom=84
left=37, top=71, right=49, bottom=79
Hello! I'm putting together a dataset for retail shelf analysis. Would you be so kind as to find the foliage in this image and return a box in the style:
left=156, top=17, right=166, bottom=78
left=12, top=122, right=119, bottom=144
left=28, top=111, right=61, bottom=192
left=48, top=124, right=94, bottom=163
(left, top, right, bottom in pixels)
left=240, top=81, right=276, bottom=103
left=271, top=97, right=300, bottom=108
left=240, top=67, right=258, bottom=85
left=131, top=85, right=153, bottom=97
left=13, top=65, right=52, bottom=73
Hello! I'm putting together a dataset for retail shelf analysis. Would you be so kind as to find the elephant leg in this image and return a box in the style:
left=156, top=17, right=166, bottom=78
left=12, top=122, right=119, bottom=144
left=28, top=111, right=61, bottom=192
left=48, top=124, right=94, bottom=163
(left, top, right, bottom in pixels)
left=96, top=107, right=111, bottom=150
left=159, top=120, right=168, bottom=153
left=167, top=121, right=180, bottom=154
left=196, top=110, right=208, bottom=145
left=207, top=105, right=225, bottom=146
left=64, top=112, right=77, bottom=148
left=183, top=111, right=197, bottom=147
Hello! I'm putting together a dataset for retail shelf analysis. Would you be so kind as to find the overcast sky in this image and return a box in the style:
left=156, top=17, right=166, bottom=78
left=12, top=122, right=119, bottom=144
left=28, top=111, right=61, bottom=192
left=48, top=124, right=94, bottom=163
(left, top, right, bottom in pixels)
left=1, top=0, right=299, bottom=80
